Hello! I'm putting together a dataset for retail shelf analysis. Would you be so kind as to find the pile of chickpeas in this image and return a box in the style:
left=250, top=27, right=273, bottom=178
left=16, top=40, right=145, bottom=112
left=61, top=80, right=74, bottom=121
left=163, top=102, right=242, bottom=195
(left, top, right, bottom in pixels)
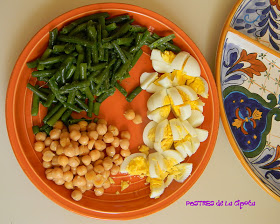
left=34, top=119, right=131, bottom=201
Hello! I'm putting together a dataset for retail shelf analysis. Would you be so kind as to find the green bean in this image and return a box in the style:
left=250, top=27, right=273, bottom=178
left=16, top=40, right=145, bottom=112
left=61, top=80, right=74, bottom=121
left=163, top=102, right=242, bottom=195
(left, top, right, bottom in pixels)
left=116, top=37, right=134, bottom=46
left=27, top=83, right=48, bottom=101
left=136, top=33, right=143, bottom=46
left=126, top=86, right=142, bottom=102
left=105, top=15, right=130, bottom=24
left=59, top=80, right=90, bottom=94
left=38, top=55, right=66, bottom=65
left=149, top=34, right=175, bottom=50
left=49, top=28, right=58, bottom=48
left=114, top=61, right=131, bottom=81
left=112, top=59, right=122, bottom=73
left=27, top=59, right=39, bottom=68
left=46, top=106, right=68, bottom=126
left=80, top=63, right=87, bottom=80
left=32, top=69, right=56, bottom=78
left=44, top=93, right=56, bottom=108
left=86, top=48, right=92, bottom=67
left=74, top=98, right=89, bottom=112
left=88, top=62, right=107, bottom=72
left=69, top=22, right=87, bottom=36
left=52, top=45, right=66, bottom=54
left=87, top=100, right=93, bottom=118
left=98, top=16, right=108, bottom=38
left=122, top=48, right=133, bottom=61
left=104, top=49, right=109, bottom=61
left=32, top=126, right=40, bottom=135
left=63, top=102, right=83, bottom=113
left=129, top=49, right=143, bottom=70
left=31, top=92, right=40, bottom=116
left=112, top=41, right=128, bottom=64
left=54, top=56, right=75, bottom=83
left=40, top=123, right=50, bottom=131
left=75, top=90, right=86, bottom=100
left=65, top=65, right=76, bottom=80
left=43, top=102, right=63, bottom=123
left=39, top=88, right=52, bottom=95
left=102, top=22, right=131, bottom=43
left=61, top=109, right=73, bottom=124
left=130, top=30, right=150, bottom=53
left=106, top=23, right=117, bottom=31
left=93, top=102, right=101, bottom=116
left=37, top=48, right=53, bottom=70
left=48, top=77, right=67, bottom=102
left=115, top=82, right=127, bottom=96
left=57, top=35, right=95, bottom=48
left=129, top=25, right=147, bottom=33
left=64, top=44, right=76, bottom=54
left=68, top=118, right=92, bottom=125
left=87, top=24, right=97, bottom=40
left=85, top=87, right=94, bottom=101
left=96, top=88, right=115, bottom=103
left=97, top=24, right=104, bottom=61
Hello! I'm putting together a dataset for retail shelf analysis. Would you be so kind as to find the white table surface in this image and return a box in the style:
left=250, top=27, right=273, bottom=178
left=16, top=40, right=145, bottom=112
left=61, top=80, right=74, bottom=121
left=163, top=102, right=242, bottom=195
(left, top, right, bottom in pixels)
left=1, top=0, right=279, bottom=223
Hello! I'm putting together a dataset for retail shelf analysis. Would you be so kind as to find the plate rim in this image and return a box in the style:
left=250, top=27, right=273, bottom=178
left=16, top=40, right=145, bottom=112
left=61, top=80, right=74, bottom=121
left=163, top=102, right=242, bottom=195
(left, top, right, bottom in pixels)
left=6, top=2, right=220, bottom=219
left=215, top=0, right=280, bottom=202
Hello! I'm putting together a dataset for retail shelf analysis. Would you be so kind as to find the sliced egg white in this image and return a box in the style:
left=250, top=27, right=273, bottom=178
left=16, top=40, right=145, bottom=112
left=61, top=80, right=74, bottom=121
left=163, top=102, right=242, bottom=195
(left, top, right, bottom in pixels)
left=162, top=150, right=185, bottom=165
left=183, top=55, right=201, bottom=77
left=181, top=120, right=197, bottom=137
left=150, top=49, right=166, bottom=63
left=152, top=60, right=173, bottom=73
left=190, top=137, right=200, bottom=155
left=173, top=163, right=193, bottom=183
left=169, top=118, right=188, bottom=141
left=188, top=77, right=209, bottom=98
left=171, top=103, right=191, bottom=121
left=167, top=87, right=184, bottom=106
left=174, top=140, right=192, bottom=159
left=188, top=110, right=204, bottom=128
left=140, top=72, right=159, bottom=90
left=164, top=175, right=174, bottom=188
left=149, top=152, right=167, bottom=179
left=195, top=99, right=205, bottom=112
left=146, top=83, right=165, bottom=93
left=154, top=73, right=173, bottom=88
left=143, top=121, right=158, bottom=149
left=195, top=128, right=209, bottom=142
left=170, top=51, right=190, bottom=71
left=176, top=85, right=198, bottom=101
left=149, top=179, right=165, bottom=199
left=147, top=105, right=171, bottom=123
left=147, top=89, right=170, bottom=112
left=154, top=119, right=173, bottom=152
left=120, top=153, right=147, bottom=174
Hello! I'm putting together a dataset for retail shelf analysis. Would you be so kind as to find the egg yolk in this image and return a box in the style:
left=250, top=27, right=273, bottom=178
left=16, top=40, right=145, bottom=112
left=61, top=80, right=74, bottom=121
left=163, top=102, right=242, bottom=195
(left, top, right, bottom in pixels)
left=185, top=75, right=196, bottom=85
left=177, top=89, right=191, bottom=101
left=159, top=105, right=171, bottom=118
left=126, top=157, right=149, bottom=176
left=154, top=73, right=172, bottom=86
left=185, top=100, right=199, bottom=110
left=138, top=145, right=149, bottom=155
left=148, top=127, right=156, bottom=142
left=149, top=178, right=164, bottom=188
left=121, top=180, right=130, bottom=191
left=161, top=51, right=176, bottom=64
left=163, top=95, right=171, bottom=105
left=174, top=135, right=192, bottom=147
left=189, top=78, right=205, bottom=95
left=161, top=138, right=173, bottom=151
left=171, top=70, right=188, bottom=85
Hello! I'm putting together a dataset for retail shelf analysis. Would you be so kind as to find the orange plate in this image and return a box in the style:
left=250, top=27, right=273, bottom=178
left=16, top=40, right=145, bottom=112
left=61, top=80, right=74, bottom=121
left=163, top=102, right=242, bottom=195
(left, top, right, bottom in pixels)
left=6, top=3, right=219, bottom=220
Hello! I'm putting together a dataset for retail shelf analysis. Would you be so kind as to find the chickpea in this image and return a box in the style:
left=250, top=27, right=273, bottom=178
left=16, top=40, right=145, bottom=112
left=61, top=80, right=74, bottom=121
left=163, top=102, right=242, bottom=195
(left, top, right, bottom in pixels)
left=79, top=185, right=87, bottom=193
left=43, top=150, right=55, bottom=162
left=58, top=155, right=69, bottom=167
left=108, top=125, right=119, bottom=136
left=64, top=146, right=75, bottom=158
left=99, top=151, right=105, bottom=160
left=52, top=167, right=63, bottom=179
left=88, top=139, right=95, bottom=150
left=85, top=170, right=96, bottom=183
left=73, top=175, right=87, bottom=187
left=34, top=141, right=45, bottom=152
left=87, top=122, right=97, bottom=132
left=69, top=130, right=81, bottom=141
left=81, top=155, right=91, bottom=166
left=103, top=132, right=114, bottom=143
left=111, top=137, right=120, bottom=148
left=50, top=141, right=59, bottom=152
left=51, top=156, right=59, bottom=166
left=86, top=181, right=94, bottom=190
left=111, top=165, right=120, bottom=175
left=88, top=131, right=98, bottom=140
left=60, top=137, right=70, bottom=147
left=120, top=139, right=129, bottom=150
left=121, top=149, right=131, bottom=158
left=114, top=156, right=123, bottom=166
left=93, top=165, right=105, bottom=174
left=120, top=131, right=131, bottom=140
left=54, top=178, right=65, bottom=185
left=49, top=129, right=61, bottom=140
left=103, top=179, right=111, bottom=189
left=44, top=137, right=52, bottom=147
left=133, top=114, right=143, bottom=124
left=94, top=187, right=104, bottom=196
left=63, top=171, right=74, bottom=182
left=112, top=154, right=120, bottom=161
left=60, top=132, right=69, bottom=139
left=87, top=164, right=94, bottom=172
left=42, top=147, right=50, bottom=154
left=97, top=119, right=107, bottom=125
left=124, top=109, right=135, bottom=120
left=89, top=150, right=101, bottom=162
left=78, top=134, right=89, bottom=146
left=94, top=140, right=106, bottom=151
left=69, top=124, right=80, bottom=132
left=45, top=169, right=53, bottom=180
left=106, top=146, right=116, bottom=157
left=71, top=167, right=77, bottom=175
left=101, top=170, right=110, bottom=179
left=103, top=157, right=113, bottom=171
left=35, top=132, right=47, bottom=142
left=97, top=135, right=103, bottom=140
left=77, top=165, right=87, bottom=176
left=68, top=157, right=80, bottom=168
left=92, top=174, right=105, bottom=188
left=79, top=145, right=89, bottom=156
left=61, top=128, right=68, bottom=133
left=94, top=159, right=103, bottom=166
left=71, top=189, right=82, bottom=201
left=62, top=165, right=71, bottom=172
left=43, top=161, right=52, bottom=169
left=53, top=120, right=64, bottom=130
left=78, top=120, right=88, bottom=131
left=96, top=124, right=107, bottom=135
left=64, top=181, right=74, bottom=190
left=55, top=145, right=64, bottom=156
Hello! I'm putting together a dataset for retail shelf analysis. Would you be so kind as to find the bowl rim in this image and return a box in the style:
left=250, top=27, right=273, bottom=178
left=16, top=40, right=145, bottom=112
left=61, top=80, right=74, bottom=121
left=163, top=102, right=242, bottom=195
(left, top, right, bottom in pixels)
left=6, top=2, right=220, bottom=219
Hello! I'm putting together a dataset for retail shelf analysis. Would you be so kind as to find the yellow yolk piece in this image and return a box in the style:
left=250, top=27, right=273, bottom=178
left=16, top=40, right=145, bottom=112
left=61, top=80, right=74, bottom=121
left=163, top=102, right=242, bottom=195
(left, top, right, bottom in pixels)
left=177, top=89, right=191, bottom=101
left=126, top=157, right=149, bottom=176
left=161, top=138, right=173, bottom=151
left=171, top=70, right=188, bottom=85
left=154, top=73, right=172, bottom=86
left=109, top=177, right=115, bottom=184
left=174, top=135, right=192, bottom=147
left=138, top=145, right=150, bottom=155
left=164, top=158, right=179, bottom=170
left=161, top=51, right=176, bottom=64
left=121, top=180, right=130, bottom=191
left=189, top=78, right=205, bottom=95
left=185, top=100, right=199, bottom=110
left=149, top=178, right=164, bottom=188
left=148, top=127, right=156, bottom=142
left=185, top=75, right=196, bottom=85
left=159, top=105, right=171, bottom=118
left=164, top=95, right=171, bottom=105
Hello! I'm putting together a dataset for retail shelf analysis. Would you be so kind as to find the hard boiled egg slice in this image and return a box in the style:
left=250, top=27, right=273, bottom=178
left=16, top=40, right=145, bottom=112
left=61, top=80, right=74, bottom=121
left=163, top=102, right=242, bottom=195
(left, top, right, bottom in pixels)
left=149, top=152, right=167, bottom=179
left=176, top=85, right=198, bottom=101
left=143, top=121, right=158, bottom=149
left=147, top=105, right=171, bottom=123
left=147, top=89, right=170, bottom=112
left=149, top=178, right=165, bottom=199
left=181, top=120, right=197, bottom=137
left=154, top=119, right=173, bottom=152
left=171, top=103, right=191, bottom=121
left=164, top=175, right=174, bottom=188
left=184, top=99, right=205, bottom=112
left=153, top=73, right=173, bottom=88
left=190, top=137, right=200, bottom=155
left=174, top=139, right=192, bottom=159
left=140, top=72, right=159, bottom=90
left=151, top=49, right=174, bottom=73
left=162, top=150, right=185, bottom=165
left=146, top=83, right=165, bottom=93
left=152, top=60, right=173, bottom=73
left=169, top=118, right=188, bottom=141
left=167, top=87, right=184, bottom=106
left=120, top=153, right=148, bottom=176
left=173, top=163, right=193, bottom=183
left=171, top=70, right=189, bottom=86
left=195, top=128, right=209, bottom=142
left=188, top=110, right=204, bottom=128
left=183, top=55, right=201, bottom=77
left=188, top=77, right=209, bottom=98
left=170, top=51, right=190, bottom=71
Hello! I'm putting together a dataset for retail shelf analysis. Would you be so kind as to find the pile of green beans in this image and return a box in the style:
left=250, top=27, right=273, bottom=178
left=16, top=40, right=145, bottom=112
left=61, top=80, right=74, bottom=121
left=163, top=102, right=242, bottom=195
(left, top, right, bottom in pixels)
left=26, top=12, right=181, bottom=134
